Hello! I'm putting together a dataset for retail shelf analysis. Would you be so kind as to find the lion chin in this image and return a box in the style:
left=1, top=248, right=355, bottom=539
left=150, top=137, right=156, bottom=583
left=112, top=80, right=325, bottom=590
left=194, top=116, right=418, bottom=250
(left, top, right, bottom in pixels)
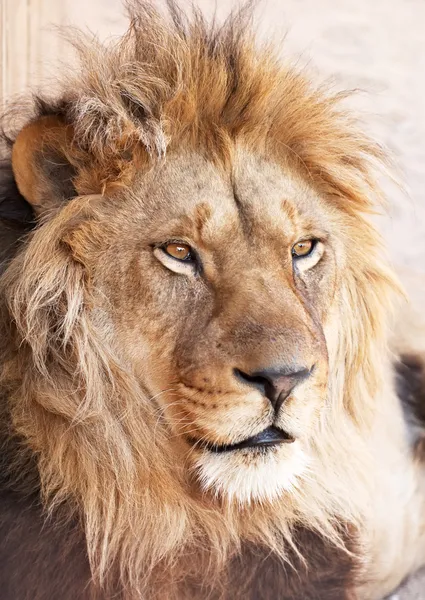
left=2, top=2, right=425, bottom=600
left=194, top=441, right=310, bottom=504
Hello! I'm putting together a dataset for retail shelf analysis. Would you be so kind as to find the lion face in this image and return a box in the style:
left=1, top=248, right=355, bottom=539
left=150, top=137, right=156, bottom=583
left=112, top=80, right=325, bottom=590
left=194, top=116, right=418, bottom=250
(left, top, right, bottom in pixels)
left=67, top=148, right=347, bottom=504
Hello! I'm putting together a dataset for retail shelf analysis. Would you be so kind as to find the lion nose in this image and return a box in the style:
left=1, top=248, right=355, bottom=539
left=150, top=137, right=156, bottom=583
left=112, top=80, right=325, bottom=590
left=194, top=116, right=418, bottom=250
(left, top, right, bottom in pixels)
left=234, top=366, right=312, bottom=413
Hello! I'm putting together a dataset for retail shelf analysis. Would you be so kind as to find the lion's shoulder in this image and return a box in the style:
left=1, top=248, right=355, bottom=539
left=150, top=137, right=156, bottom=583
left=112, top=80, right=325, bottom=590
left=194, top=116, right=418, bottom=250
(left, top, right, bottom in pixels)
left=0, top=486, right=91, bottom=600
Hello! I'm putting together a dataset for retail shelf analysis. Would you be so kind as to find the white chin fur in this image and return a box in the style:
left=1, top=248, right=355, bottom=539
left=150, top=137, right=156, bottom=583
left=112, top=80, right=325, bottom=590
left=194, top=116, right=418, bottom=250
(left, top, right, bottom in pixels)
left=195, top=442, right=309, bottom=505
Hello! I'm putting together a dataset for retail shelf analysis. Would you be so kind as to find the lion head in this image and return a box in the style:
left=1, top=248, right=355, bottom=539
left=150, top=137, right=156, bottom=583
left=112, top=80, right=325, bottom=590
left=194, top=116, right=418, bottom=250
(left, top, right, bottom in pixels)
left=0, top=1, right=401, bottom=597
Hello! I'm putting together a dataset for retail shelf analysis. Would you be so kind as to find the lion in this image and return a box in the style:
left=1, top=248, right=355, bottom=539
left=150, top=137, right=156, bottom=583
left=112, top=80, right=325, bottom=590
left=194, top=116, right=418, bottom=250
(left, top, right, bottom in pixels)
left=1, top=1, right=425, bottom=599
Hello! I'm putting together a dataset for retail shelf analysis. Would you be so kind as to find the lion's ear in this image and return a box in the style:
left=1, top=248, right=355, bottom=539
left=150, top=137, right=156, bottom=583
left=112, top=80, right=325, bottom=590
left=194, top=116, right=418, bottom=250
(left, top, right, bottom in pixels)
left=11, top=115, right=77, bottom=216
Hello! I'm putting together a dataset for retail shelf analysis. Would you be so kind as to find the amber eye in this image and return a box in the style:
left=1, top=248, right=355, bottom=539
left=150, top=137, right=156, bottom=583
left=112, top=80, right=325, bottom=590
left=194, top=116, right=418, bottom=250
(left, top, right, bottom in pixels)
left=163, top=242, right=194, bottom=262
left=292, top=240, right=314, bottom=258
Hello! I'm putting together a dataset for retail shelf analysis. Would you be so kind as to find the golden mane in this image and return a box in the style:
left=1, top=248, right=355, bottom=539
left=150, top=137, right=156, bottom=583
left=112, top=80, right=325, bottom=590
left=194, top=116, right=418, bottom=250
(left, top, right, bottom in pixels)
left=0, top=2, right=406, bottom=598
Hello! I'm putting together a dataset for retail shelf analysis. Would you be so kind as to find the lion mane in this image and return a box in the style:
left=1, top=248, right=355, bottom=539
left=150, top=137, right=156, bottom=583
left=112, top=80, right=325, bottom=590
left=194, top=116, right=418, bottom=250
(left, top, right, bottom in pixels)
left=0, top=2, right=424, bottom=599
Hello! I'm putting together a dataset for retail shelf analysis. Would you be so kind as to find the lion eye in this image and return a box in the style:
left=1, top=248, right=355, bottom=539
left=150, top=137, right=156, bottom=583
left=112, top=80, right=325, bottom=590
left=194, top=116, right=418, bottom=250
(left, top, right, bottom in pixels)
left=154, top=241, right=198, bottom=275
left=292, top=240, right=314, bottom=258
left=163, top=242, right=193, bottom=262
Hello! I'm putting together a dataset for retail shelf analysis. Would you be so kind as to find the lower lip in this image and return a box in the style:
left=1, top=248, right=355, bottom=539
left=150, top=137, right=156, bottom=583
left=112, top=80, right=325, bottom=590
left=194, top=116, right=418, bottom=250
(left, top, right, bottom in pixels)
left=188, top=426, right=295, bottom=453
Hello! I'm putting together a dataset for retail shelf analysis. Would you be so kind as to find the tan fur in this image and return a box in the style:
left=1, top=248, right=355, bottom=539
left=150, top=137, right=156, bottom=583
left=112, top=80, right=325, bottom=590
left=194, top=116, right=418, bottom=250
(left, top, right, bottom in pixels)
left=1, top=2, right=425, bottom=598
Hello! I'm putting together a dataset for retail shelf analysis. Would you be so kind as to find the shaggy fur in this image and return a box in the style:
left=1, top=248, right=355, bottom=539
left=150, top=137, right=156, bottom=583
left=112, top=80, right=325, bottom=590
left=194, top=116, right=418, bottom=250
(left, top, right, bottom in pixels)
left=1, top=1, right=425, bottom=599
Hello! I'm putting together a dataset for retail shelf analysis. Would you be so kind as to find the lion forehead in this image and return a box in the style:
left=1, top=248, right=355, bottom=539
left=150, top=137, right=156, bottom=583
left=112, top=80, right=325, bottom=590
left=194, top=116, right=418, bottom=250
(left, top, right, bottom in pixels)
left=125, top=148, right=331, bottom=247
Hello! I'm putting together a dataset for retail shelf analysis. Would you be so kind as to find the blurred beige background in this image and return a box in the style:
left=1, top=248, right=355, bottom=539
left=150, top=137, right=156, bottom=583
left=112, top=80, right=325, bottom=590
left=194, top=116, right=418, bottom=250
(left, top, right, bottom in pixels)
left=1, top=0, right=425, bottom=274
left=1, top=1, right=425, bottom=598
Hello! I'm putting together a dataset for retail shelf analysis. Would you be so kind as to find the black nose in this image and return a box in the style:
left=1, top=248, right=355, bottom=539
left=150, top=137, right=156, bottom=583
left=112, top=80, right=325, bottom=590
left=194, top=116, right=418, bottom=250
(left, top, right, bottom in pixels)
left=234, top=366, right=312, bottom=412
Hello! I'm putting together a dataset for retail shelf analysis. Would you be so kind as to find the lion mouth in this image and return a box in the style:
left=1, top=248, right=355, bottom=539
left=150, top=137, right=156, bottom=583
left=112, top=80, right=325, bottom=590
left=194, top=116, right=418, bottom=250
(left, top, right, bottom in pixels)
left=188, top=426, right=295, bottom=453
